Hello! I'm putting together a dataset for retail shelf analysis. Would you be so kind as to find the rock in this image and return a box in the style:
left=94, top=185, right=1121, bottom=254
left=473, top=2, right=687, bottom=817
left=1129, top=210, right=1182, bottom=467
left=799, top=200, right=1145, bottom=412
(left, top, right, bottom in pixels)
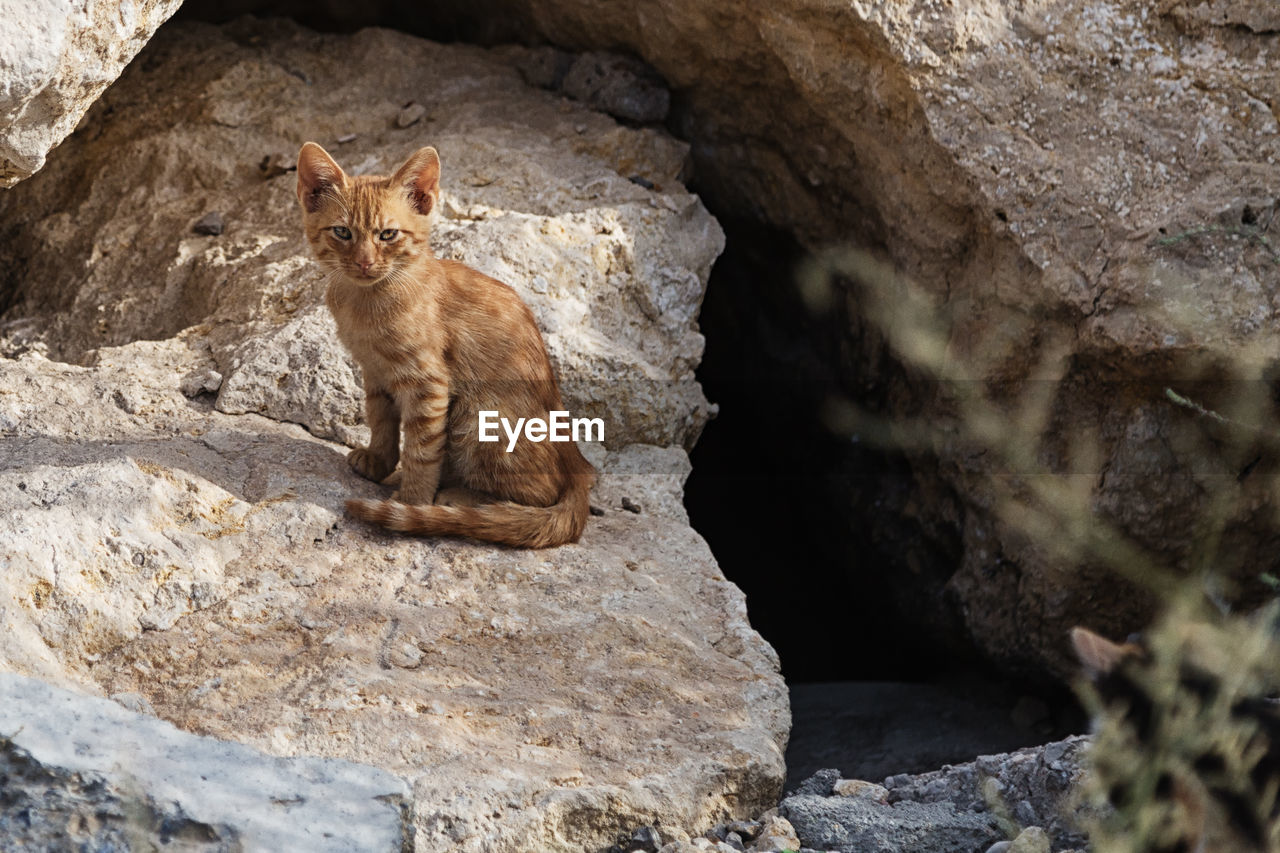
left=395, top=100, right=427, bottom=128
left=192, top=210, right=225, bottom=235
left=791, top=768, right=840, bottom=797
left=0, top=335, right=787, bottom=850
left=0, top=17, right=720, bottom=452
left=412, top=0, right=1280, bottom=676
left=215, top=305, right=369, bottom=446
left=0, top=0, right=183, bottom=187
left=833, top=779, right=889, bottom=801
left=780, top=791, right=1001, bottom=853
left=180, top=367, right=224, bottom=397
left=1009, top=826, right=1051, bottom=853
left=560, top=51, right=670, bottom=123
left=883, top=737, right=1091, bottom=851
left=0, top=17, right=784, bottom=852
left=0, top=671, right=409, bottom=851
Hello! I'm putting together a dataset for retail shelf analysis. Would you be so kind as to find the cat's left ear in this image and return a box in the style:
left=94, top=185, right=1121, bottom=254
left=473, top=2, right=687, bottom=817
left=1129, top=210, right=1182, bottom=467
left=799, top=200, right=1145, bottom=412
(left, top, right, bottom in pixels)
left=392, top=147, right=441, bottom=216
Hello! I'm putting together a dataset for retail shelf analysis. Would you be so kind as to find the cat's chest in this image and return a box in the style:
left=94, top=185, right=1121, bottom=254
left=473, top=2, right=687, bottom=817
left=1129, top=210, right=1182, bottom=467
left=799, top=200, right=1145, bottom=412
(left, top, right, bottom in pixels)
left=328, top=296, right=441, bottom=376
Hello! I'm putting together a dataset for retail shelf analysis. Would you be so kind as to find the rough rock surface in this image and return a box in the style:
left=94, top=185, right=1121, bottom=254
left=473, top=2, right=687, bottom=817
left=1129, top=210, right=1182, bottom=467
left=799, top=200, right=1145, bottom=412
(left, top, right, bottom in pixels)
left=778, top=736, right=1089, bottom=853
left=0, top=19, right=785, bottom=853
left=0, top=17, right=721, bottom=451
left=0, top=672, right=410, bottom=851
left=884, top=737, right=1091, bottom=851
left=0, top=343, right=786, bottom=851
left=0, top=0, right=183, bottom=187
left=394, top=0, right=1280, bottom=675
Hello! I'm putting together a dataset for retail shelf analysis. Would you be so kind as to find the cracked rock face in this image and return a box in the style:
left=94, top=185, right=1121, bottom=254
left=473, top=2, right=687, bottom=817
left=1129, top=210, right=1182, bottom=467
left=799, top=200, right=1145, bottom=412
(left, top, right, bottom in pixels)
left=0, top=18, right=784, bottom=852
left=0, top=0, right=184, bottom=187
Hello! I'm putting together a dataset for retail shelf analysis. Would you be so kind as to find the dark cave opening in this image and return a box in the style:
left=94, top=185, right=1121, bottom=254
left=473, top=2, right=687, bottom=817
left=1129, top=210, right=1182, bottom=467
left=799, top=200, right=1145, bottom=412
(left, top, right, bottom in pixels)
left=681, top=216, right=937, bottom=684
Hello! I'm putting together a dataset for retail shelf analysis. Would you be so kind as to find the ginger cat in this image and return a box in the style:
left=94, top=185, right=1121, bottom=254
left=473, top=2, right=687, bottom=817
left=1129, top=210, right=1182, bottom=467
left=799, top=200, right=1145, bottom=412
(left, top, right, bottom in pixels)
left=295, top=142, right=595, bottom=548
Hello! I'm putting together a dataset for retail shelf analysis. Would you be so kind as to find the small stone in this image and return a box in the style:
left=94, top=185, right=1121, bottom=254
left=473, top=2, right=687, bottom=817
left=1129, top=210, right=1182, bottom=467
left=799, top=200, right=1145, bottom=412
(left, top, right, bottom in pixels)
left=792, top=768, right=840, bottom=797
left=111, top=692, right=155, bottom=715
left=389, top=642, right=422, bottom=669
left=832, top=779, right=889, bottom=801
left=192, top=212, right=224, bottom=236
left=1008, top=826, right=1050, bottom=853
left=628, top=175, right=655, bottom=190
left=180, top=369, right=223, bottom=397
left=723, top=821, right=759, bottom=840
left=630, top=825, right=662, bottom=851
left=589, top=505, right=605, bottom=516
left=560, top=52, right=670, bottom=123
left=722, top=831, right=744, bottom=851
left=258, top=152, right=297, bottom=179
left=985, top=843, right=1011, bottom=853
left=396, top=102, right=426, bottom=128
left=336, top=133, right=357, bottom=144
left=621, top=496, right=642, bottom=513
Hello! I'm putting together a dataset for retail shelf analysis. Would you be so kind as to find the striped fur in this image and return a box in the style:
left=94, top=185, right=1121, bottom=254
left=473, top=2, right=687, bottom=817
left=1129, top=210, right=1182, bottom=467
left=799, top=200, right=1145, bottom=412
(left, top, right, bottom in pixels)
left=297, top=142, right=595, bottom=548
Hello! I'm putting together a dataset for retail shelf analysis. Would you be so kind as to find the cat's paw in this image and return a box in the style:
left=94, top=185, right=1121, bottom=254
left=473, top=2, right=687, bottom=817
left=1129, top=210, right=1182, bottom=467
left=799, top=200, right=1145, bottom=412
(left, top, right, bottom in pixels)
left=347, top=447, right=395, bottom=482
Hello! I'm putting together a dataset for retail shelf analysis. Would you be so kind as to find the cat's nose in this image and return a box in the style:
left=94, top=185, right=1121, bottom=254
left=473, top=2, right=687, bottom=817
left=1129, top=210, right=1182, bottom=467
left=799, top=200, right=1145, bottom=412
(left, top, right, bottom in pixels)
left=357, top=260, right=373, bottom=273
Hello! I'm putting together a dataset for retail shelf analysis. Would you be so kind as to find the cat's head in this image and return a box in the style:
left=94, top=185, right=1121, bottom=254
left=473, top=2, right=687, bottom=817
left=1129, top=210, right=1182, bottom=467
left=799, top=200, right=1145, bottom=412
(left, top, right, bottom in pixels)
left=295, top=142, right=440, bottom=286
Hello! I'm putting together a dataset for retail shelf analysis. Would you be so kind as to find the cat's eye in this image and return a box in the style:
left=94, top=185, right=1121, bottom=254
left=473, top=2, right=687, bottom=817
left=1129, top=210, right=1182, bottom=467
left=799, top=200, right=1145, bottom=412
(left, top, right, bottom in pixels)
left=379, top=229, right=399, bottom=241
left=331, top=226, right=352, bottom=240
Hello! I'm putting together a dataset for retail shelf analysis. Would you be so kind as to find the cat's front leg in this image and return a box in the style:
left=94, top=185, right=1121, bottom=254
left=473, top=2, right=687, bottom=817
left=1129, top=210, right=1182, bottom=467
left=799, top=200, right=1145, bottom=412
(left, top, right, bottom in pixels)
left=394, top=382, right=448, bottom=505
left=348, top=389, right=400, bottom=482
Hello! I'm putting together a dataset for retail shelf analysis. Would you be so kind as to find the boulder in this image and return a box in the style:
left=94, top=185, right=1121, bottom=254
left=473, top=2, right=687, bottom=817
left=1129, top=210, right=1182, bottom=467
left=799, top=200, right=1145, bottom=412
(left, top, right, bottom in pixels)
left=0, top=19, right=785, bottom=852
left=0, top=0, right=183, bottom=187
left=392, top=0, right=1280, bottom=675
left=0, top=672, right=410, bottom=852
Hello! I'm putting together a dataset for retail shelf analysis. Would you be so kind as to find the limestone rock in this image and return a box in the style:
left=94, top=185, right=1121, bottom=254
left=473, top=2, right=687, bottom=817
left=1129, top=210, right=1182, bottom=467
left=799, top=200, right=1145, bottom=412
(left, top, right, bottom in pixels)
left=0, top=345, right=786, bottom=849
left=0, top=0, right=183, bottom=187
left=215, top=305, right=368, bottom=446
left=0, top=17, right=782, bottom=851
left=0, top=17, right=721, bottom=451
left=0, top=671, right=410, bottom=851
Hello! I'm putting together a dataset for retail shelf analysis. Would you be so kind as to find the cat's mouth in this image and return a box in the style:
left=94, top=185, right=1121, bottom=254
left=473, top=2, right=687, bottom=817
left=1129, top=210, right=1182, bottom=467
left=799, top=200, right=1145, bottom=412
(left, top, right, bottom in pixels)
left=347, top=268, right=384, bottom=284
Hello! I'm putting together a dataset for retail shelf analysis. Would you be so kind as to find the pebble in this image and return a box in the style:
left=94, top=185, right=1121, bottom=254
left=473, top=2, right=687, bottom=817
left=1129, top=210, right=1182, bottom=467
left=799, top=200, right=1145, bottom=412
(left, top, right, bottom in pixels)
left=1009, top=826, right=1050, bottom=853
left=621, top=496, right=642, bottom=513
left=396, top=102, right=427, bottom=128
left=258, top=152, right=296, bottom=178
left=336, top=133, right=357, bottom=144
left=179, top=369, right=223, bottom=398
left=192, top=212, right=224, bottom=236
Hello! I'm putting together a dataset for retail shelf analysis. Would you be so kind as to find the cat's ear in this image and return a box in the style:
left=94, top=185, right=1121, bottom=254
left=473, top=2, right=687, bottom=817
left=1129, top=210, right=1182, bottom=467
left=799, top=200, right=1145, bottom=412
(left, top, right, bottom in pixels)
left=1071, top=626, right=1139, bottom=679
left=297, top=142, right=346, bottom=213
left=391, top=147, right=441, bottom=216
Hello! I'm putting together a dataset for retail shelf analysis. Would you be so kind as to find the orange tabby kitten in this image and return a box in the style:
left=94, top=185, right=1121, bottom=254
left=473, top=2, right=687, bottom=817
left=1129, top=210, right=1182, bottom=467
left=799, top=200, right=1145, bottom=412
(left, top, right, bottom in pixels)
left=295, top=142, right=595, bottom=548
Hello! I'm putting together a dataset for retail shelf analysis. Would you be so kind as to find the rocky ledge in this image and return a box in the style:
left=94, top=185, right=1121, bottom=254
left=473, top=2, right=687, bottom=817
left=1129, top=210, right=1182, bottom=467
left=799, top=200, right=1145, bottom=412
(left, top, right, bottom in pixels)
left=0, top=18, right=785, bottom=852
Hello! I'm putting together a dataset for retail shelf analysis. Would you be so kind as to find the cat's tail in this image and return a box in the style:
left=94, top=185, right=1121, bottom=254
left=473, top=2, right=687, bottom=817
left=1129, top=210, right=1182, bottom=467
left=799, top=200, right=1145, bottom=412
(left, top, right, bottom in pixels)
left=344, top=470, right=594, bottom=549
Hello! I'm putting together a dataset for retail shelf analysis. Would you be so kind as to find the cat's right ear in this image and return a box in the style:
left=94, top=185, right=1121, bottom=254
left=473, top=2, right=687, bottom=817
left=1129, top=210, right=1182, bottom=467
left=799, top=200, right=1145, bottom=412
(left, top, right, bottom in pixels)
left=1071, top=626, right=1138, bottom=679
left=297, top=142, right=346, bottom=213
